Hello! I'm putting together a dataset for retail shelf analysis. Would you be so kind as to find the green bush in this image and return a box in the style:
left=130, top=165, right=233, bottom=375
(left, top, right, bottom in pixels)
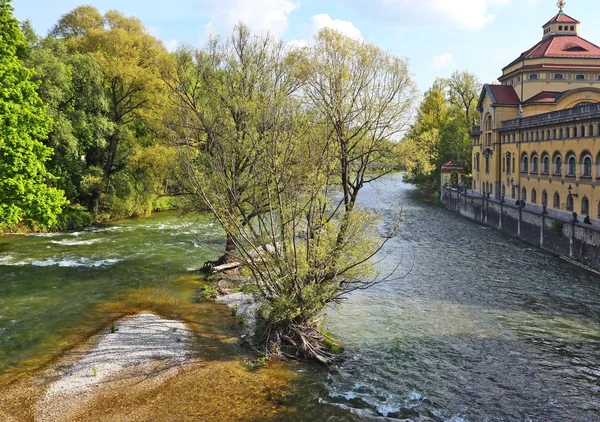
left=52, top=205, right=93, bottom=231
left=195, top=284, right=218, bottom=302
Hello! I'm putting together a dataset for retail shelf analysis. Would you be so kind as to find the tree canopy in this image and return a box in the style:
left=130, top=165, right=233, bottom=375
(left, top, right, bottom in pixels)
left=0, top=0, right=67, bottom=230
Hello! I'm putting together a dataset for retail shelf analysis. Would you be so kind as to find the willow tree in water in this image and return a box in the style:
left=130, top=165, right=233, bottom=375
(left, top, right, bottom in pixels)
left=168, top=26, right=416, bottom=362
left=163, top=24, right=302, bottom=265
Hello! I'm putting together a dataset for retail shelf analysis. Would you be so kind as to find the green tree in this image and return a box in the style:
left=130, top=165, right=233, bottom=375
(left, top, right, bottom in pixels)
left=0, top=0, right=67, bottom=231
left=400, top=71, right=480, bottom=192
left=168, top=27, right=416, bottom=362
left=51, top=6, right=173, bottom=217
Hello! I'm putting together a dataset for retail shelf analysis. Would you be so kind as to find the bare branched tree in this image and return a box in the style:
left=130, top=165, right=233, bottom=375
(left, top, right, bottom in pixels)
left=164, top=26, right=416, bottom=363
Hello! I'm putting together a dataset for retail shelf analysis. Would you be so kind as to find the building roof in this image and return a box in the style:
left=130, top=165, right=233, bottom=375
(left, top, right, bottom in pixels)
left=507, top=35, right=600, bottom=68
left=523, top=91, right=561, bottom=104
left=488, top=85, right=521, bottom=104
left=441, top=159, right=466, bottom=174
left=477, top=84, right=520, bottom=111
left=543, top=12, right=579, bottom=27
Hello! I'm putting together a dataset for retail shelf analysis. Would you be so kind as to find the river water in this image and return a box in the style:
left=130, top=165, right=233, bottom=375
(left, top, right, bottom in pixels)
left=1, top=173, right=599, bottom=421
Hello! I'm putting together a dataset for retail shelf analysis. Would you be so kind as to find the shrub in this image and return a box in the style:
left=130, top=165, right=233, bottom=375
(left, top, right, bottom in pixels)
left=52, top=205, right=93, bottom=231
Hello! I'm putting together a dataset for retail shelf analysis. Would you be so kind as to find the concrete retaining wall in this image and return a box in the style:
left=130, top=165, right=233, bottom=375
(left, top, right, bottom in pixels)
left=442, top=187, right=600, bottom=273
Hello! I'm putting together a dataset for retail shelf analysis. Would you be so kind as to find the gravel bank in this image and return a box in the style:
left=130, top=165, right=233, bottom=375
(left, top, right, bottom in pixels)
left=39, top=312, right=194, bottom=419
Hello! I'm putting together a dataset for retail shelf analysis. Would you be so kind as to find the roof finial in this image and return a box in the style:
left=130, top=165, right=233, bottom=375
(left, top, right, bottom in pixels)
left=557, top=0, right=566, bottom=13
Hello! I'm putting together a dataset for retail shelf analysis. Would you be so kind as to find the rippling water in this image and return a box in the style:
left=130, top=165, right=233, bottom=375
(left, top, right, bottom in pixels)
left=1, top=174, right=599, bottom=421
left=312, top=174, right=600, bottom=421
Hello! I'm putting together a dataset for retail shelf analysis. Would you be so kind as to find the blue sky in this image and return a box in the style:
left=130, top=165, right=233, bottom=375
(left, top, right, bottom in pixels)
left=12, top=0, right=600, bottom=95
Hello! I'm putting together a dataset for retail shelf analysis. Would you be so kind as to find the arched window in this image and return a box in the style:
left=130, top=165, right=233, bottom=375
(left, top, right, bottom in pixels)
left=542, top=190, right=548, bottom=206
left=554, top=154, right=562, bottom=175
left=506, top=153, right=511, bottom=173
left=522, top=187, right=527, bottom=202
left=567, top=194, right=574, bottom=211
left=567, top=155, right=577, bottom=176
left=475, top=153, right=480, bottom=172
left=522, top=154, right=529, bottom=173
left=542, top=155, right=550, bottom=174
left=554, top=192, right=560, bottom=208
left=582, top=155, right=592, bottom=177
left=531, top=155, right=539, bottom=173
left=582, top=197, right=590, bottom=215
left=531, top=189, right=537, bottom=204
left=484, top=114, right=493, bottom=146
left=485, top=154, right=490, bottom=174
left=511, top=186, right=516, bottom=199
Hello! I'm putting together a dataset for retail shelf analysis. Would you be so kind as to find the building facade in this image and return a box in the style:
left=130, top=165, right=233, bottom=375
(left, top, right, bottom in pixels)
left=471, top=4, right=600, bottom=220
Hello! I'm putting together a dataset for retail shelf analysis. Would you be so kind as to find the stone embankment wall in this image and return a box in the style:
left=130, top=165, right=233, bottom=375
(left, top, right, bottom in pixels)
left=443, top=186, right=600, bottom=272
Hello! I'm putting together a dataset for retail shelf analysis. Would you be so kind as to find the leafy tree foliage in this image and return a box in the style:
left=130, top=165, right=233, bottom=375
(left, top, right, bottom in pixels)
left=166, top=25, right=415, bottom=362
left=0, top=0, right=67, bottom=231
left=400, top=70, right=480, bottom=192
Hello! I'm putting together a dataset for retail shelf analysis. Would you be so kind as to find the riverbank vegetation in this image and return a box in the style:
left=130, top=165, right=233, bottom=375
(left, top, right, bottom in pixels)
left=398, top=72, right=480, bottom=194
left=2, top=0, right=418, bottom=361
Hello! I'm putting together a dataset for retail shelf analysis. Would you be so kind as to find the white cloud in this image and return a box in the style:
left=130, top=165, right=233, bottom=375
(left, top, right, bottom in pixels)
left=164, top=39, right=178, bottom=52
left=202, top=0, right=298, bottom=36
left=286, top=39, right=309, bottom=49
left=311, top=14, right=363, bottom=39
left=367, top=0, right=520, bottom=31
left=431, top=53, right=456, bottom=70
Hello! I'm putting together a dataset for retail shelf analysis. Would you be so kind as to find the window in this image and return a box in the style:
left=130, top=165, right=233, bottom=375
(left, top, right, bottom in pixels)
left=567, top=195, right=574, bottom=211
left=554, top=156, right=562, bottom=175
left=532, top=189, right=537, bottom=204
left=583, top=155, right=593, bottom=177
left=553, top=129, right=557, bottom=139
left=573, top=127, right=578, bottom=138
left=570, top=26, right=575, bottom=31
left=559, top=26, right=563, bottom=30
left=502, top=185, right=505, bottom=197
left=512, top=157, right=516, bottom=173
left=598, top=75, right=600, bottom=81
left=554, top=73, right=565, bottom=80
left=576, top=74, right=586, bottom=80
left=589, top=125, right=594, bottom=137
left=532, top=155, right=539, bottom=173
left=485, top=154, right=490, bottom=174
left=542, top=190, right=548, bottom=206
left=568, top=156, right=577, bottom=176
left=475, top=153, right=480, bottom=172
left=542, top=155, right=550, bottom=174
left=522, top=155, right=529, bottom=173
left=581, top=126, right=585, bottom=137
left=506, top=153, right=511, bottom=173
left=566, top=127, right=570, bottom=138
left=559, top=128, right=563, bottom=139
left=522, top=187, right=527, bottom=202
left=554, top=192, right=560, bottom=209
left=512, top=186, right=516, bottom=199
left=529, top=74, right=538, bottom=80
left=582, top=197, right=590, bottom=215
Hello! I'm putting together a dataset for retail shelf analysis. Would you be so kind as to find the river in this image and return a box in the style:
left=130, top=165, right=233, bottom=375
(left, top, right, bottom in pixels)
left=1, top=173, right=599, bottom=421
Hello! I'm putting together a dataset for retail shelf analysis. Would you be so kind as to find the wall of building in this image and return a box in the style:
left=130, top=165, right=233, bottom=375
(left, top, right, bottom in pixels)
left=443, top=186, right=600, bottom=273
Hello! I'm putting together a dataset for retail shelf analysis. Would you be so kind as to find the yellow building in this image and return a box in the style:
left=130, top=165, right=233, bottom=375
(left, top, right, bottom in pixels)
left=471, top=3, right=600, bottom=221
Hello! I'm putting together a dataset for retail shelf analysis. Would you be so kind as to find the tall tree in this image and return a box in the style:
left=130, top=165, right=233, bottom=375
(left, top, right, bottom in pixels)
left=163, top=24, right=302, bottom=264
left=0, top=0, right=67, bottom=231
left=51, top=6, right=170, bottom=216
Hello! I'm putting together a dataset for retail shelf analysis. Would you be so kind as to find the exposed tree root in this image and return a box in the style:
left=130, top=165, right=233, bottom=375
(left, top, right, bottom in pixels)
left=256, top=321, right=340, bottom=365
